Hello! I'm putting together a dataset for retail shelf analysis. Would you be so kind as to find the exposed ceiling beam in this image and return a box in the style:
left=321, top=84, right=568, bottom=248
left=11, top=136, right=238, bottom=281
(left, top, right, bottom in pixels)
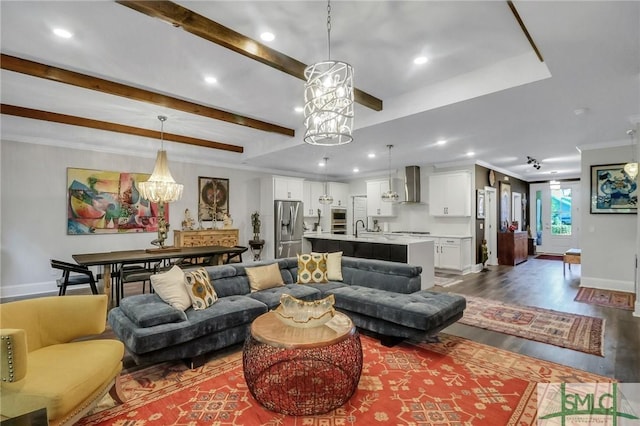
left=0, top=54, right=294, bottom=137
left=116, top=0, right=384, bottom=112
left=1, top=104, right=244, bottom=153
left=507, top=1, right=544, bottom=62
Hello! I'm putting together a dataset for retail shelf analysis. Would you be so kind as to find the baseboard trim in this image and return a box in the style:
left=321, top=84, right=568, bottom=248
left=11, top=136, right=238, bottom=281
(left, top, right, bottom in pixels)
left=0, top=280, right=93, bottom=301
left=580, top=276, right=634, bottom=293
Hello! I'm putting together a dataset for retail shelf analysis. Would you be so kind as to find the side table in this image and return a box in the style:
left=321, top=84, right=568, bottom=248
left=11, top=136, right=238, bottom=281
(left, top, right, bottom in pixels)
left=243, top=311, right=362, bottom=416
left=248, top=239, right=265, bottom=261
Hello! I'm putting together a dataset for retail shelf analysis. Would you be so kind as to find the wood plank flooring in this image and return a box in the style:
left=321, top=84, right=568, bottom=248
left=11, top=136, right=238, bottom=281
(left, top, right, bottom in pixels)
left=434, top=258, right=640, bottom=382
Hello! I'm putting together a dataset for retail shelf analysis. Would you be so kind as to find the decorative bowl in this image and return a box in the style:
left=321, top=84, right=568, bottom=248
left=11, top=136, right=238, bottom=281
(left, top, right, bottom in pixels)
left=274, top=294, right=336, bottom=328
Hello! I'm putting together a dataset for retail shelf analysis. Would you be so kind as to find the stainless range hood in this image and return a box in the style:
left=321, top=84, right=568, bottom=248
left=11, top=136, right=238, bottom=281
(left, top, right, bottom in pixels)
left=403, top=166, right=422, bottom=203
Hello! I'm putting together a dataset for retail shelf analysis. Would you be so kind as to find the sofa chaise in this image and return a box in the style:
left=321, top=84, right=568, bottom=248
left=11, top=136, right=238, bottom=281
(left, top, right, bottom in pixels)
left=108, top=256, right=465, bottom=366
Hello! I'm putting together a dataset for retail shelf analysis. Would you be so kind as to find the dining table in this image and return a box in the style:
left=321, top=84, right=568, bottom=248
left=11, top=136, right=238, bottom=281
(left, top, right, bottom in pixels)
left=72, top=245, right=247, bottom=307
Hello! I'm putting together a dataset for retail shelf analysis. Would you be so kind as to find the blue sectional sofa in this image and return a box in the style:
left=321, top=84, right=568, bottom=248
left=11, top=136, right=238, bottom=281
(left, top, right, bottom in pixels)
left=108, top=256, right=465, bottom=366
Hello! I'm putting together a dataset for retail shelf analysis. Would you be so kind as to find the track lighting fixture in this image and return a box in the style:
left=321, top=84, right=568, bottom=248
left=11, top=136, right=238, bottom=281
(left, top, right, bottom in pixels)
left=526, top=156, right=541, bottom=170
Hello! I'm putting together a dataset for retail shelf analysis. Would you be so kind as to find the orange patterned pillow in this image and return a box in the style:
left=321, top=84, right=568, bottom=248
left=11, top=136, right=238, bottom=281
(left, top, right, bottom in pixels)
left=184, top=267, right=218, bottom=310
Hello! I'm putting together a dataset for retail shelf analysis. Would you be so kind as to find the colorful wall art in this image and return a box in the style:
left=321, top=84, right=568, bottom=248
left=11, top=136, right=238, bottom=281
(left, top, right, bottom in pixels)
left=67, top=168, right=167, bottom=234
left=590, top=163, right=638, bottom=214
left=198, top=176, right=229, bottom=221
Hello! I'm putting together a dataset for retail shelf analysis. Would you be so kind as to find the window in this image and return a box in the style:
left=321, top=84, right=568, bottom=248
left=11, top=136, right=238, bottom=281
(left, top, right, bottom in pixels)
left=551, top=188, right=572, bottom=235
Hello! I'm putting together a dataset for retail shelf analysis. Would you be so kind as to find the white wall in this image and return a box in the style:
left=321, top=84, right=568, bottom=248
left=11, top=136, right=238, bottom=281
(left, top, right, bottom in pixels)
left=0, top=140, right=269, bottom=297
left=580, top=145, right=637, bottom=293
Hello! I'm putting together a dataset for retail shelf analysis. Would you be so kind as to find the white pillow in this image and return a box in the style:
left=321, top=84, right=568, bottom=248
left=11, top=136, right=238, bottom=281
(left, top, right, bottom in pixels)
left=313, top=251, right=343, bottom=281
left=150, top=265, right=192, bottom=311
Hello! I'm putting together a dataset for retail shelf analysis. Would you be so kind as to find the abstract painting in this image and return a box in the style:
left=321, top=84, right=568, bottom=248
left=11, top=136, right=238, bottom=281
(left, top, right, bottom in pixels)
left=590, top=163, right=637, bottom=214
left=67, top=168, right=167, bottom=234
left=198, top=176, right=229, bottom=221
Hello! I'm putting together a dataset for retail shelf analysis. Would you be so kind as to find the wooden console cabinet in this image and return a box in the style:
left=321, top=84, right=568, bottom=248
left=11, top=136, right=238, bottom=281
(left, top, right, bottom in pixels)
left=498, top=232, right=528, bottom=266
left=174, top=229, right=239, bottom=248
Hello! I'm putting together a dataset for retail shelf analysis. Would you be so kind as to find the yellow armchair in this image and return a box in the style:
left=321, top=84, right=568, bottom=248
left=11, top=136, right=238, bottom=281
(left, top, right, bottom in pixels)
left=1, top=295, right=124, bottom=425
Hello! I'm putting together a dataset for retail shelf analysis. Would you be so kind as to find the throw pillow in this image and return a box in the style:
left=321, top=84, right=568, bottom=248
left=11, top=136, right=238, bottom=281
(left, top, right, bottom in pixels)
left=326, top=251, right=343, bottom=281
left=246, top=263, right=285, bottom=292
left=184, top=267, right=218, bottom=310
left=150, top=265, right=192, bottom=311
left=297, top=253, right=328, bottom=283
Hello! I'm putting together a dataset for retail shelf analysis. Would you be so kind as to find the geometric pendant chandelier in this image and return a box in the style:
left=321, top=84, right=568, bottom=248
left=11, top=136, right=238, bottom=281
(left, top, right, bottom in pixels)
left=303, top=0, right=354, bottom=146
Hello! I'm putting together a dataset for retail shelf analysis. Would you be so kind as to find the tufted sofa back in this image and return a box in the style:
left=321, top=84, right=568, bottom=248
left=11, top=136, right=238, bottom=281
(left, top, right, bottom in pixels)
left=202, top=256, right=421, bottom=297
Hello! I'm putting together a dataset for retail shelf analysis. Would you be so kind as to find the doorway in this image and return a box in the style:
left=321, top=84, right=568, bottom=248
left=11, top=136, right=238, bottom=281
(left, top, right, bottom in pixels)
left=530, top=181, right=581, bottom=254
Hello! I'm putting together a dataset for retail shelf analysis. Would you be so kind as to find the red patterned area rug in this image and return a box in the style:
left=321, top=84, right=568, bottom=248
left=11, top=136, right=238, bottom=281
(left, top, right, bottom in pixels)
left=457, top=296, right=604, bottom=356
left=78, top=334, right=612, bottom=426
left=574, top=287, right=636, bottom=311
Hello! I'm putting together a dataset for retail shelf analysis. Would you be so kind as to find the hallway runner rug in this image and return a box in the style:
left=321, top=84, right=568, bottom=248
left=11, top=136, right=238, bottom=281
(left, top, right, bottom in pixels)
left=456, top=295, right=604, bottom=356
left=78, top=334, right=612, bottom=426
left=574, top=287, right=636, bottom=311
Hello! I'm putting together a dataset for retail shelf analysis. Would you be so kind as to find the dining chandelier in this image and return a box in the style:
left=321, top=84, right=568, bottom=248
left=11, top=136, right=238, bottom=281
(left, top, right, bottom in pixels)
left=381, top=145, right=399, bottom=202
left=624, top=129, right=638, bottom=180
left=139, top=115, right=184, bottom=204
left=319, top=157, right=334, bottom=205
left=303, top=0, right=354, bottom=146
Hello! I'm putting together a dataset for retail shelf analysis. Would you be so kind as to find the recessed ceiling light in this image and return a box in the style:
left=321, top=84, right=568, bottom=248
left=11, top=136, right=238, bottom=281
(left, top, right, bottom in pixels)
left=413, top=56, right=428, bottom=65
left=319, top=161, right=326, bottom=167
left=466, top=151, right=475, bottom=157
left=260, top=32, right=275, bottom=42
left=353, top=168, right=360, bottom=173
left=53, top=28, right=73, bottom=39
left=436, top=139, right=447, bottom=145
left=368, top=153, right=376, bottom=158
left=294, top=106, right=304, bottom=113
left=204, top=76, right=217, bottom=84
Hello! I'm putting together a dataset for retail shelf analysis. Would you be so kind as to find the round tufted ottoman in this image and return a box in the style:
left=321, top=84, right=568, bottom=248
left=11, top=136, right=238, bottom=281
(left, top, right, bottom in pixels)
left=243, top=311, right=362, bottom=416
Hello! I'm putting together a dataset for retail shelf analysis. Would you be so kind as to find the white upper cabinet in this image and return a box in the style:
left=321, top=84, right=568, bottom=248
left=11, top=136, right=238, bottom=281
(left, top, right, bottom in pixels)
left=366, top=179, right=396, bottom=217
left=303, top=181, right=325, bottom=216
left=273, top=176, right=304, bottom=201
left=428, top=172, right=471, bottom=217
left=328, top=182, right=349, bottom=207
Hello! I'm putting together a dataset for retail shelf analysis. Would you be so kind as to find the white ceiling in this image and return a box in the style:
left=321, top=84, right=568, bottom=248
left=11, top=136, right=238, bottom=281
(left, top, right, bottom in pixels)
left=1, top=1, right=639, bottom=182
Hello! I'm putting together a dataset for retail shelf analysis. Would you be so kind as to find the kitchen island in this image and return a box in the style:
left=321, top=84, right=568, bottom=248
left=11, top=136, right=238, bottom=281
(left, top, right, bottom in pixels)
left=303, top=233, right=434, bottom=289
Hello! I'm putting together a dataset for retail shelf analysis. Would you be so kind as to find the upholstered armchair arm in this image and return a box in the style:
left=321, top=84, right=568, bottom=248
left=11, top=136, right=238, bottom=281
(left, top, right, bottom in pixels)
left=1, top=329, right=27, bottom=383
left=0, top=295, right=108, bottom=350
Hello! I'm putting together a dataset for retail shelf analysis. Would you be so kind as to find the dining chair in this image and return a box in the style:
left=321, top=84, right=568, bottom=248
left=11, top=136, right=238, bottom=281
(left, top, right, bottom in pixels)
left=224, top=246, right=248, bottom=264
left=115, top=262, right=155, bottom=305
left=50, top=259, right=99, bottom=296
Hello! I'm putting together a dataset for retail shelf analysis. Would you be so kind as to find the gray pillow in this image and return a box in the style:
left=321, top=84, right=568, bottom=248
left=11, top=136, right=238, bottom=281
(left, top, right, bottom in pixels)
left=120, top=296, right=186, bottom=327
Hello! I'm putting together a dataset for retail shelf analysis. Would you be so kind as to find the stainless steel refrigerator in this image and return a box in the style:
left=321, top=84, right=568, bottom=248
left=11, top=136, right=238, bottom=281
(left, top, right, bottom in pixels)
left=274, top=200, right=303, bottom=258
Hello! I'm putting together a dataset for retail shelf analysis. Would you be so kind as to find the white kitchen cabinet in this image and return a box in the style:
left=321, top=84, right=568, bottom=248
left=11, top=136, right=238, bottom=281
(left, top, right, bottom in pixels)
left=273, top=176, right=304, bottom=201
left=328, top=182, right=349, bottom=207
left=428, top=172, right=471, bottom=217
left=433, top=237, right=472, bottom=273
left=366, top=179, right=397, bottom=217
left=303, top=181, right=325, bottom=216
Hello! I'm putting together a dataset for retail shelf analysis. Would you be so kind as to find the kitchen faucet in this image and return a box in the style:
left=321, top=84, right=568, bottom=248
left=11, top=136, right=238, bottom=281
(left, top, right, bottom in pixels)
left=355, top=220, right=365, bottom=238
